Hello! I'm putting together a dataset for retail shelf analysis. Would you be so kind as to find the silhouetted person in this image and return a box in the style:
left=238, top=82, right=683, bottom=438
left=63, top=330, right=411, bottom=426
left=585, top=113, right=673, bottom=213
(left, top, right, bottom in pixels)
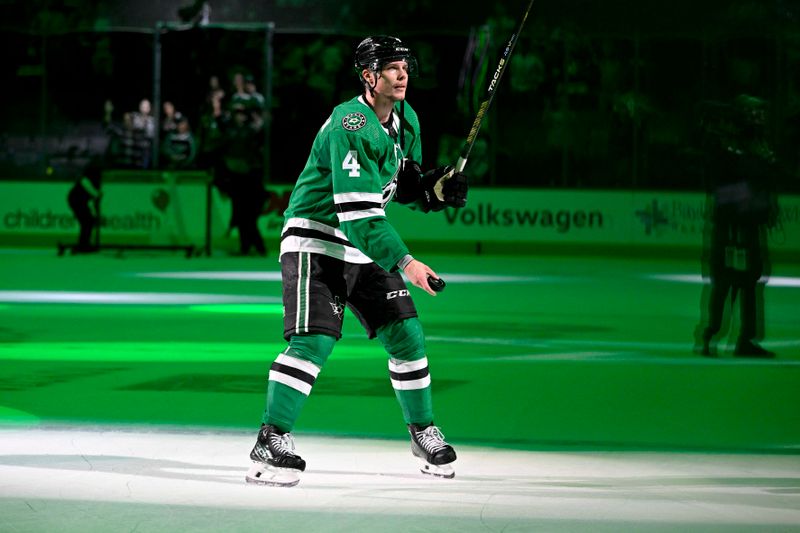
left=67, top=159, right=103, bottom=253
left=218, top=102, right=267, bottom=256
left=697, top=95, right=779, bottom=358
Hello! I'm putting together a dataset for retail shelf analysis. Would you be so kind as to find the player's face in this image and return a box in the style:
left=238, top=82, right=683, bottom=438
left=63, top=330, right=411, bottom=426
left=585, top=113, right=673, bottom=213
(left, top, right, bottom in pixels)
left=375, top=60, right=409, bottom=101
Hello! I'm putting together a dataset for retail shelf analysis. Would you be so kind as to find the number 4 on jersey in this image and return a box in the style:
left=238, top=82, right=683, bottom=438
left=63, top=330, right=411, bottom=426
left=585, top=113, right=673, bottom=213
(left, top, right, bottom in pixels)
left=342, top=150, right=361, bottom=177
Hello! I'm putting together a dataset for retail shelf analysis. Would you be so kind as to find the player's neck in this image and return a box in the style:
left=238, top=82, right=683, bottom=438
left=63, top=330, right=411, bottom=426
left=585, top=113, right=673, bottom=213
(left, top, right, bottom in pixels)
left=365, top=92, right=396, bottom=124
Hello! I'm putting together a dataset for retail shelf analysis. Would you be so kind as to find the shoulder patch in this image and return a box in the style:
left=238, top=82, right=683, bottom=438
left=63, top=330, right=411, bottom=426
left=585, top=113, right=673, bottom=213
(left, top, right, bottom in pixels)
left=342, top=112, right=367, bottom=131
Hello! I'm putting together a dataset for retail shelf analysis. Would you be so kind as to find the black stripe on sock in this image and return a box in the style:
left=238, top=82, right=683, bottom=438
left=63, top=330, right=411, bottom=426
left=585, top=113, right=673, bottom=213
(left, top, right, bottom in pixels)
left=271, top=362, right=317, bottom=386
left=389, top=367, right=429, bottom=382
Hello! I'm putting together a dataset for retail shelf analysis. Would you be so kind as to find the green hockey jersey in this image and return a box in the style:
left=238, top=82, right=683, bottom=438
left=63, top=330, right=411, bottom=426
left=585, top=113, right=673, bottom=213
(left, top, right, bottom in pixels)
left=280, top=95, right=423, bottom=271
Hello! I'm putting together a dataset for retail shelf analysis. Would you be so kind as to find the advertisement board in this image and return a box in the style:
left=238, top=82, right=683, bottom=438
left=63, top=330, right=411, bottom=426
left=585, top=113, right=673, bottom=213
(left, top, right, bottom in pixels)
left=1, top=179, right=797, bottom=253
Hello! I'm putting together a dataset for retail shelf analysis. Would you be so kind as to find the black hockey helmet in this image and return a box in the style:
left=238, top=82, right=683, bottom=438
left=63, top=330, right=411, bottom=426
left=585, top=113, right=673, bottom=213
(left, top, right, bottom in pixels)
left=354, top=35, right=418, bottom=77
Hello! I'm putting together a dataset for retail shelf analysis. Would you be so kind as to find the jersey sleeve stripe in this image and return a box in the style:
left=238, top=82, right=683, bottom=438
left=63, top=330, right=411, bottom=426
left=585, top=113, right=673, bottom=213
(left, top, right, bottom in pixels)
left=335, top=200, right=383, bottom=213
left=333, top=192, right=384, bottom=204
left=336, top=208, right=386, bottom=222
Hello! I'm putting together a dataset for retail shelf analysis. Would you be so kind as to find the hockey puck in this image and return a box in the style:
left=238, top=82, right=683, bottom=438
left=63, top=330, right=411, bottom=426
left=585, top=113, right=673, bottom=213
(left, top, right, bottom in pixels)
left=427, top=276, right=446, bottom=293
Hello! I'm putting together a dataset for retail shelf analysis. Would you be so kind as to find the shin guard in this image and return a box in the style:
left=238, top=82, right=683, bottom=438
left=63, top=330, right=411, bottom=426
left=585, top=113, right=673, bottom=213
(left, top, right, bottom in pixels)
left=264, top=333, right=336, bottom=431
left=377, top=318, right=433, bottom=425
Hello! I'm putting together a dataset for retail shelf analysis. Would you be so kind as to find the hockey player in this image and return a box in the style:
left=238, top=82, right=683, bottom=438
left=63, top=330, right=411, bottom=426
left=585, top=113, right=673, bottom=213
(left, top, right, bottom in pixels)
left=245, top=35, right=468, bottom=487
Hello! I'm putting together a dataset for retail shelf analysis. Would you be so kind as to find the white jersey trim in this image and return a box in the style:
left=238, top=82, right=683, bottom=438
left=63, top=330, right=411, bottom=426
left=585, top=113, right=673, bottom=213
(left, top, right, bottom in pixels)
left=333, top=192, right=384, bottom=204
left=282, top=217, right=347, bottom=239
left=280, top=217, right=373, bottom=264
left=336, top=208, right=386, bottom=223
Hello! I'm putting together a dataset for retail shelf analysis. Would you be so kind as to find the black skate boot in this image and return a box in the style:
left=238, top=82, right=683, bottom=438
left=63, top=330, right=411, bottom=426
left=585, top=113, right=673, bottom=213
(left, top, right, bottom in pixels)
left=245, top=424, right=305, bottom=487
left=408, top=423, right=457, bottom=479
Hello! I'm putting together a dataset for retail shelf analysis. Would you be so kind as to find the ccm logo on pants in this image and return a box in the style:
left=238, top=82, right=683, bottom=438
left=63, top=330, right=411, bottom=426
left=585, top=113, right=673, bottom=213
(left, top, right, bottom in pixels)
left=386, top=289, right=409, bottom=300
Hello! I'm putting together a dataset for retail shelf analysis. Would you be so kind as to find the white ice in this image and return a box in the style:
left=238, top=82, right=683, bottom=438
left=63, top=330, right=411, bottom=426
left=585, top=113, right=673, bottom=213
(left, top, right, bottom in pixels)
left=1, top=426, right=799, bottom=532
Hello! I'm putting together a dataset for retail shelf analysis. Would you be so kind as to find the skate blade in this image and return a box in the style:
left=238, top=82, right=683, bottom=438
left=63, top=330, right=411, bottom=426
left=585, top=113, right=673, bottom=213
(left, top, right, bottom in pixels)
left=245, top=463, right=300, bottom=487
left=418, top=460, right=455, bottom=479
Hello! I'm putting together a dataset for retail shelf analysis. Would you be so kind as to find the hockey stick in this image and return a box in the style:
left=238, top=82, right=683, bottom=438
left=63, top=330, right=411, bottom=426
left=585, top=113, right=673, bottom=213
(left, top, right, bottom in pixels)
left=426, top=2, right=534, bottom=294
left=455, top=0, right=535, bottom=173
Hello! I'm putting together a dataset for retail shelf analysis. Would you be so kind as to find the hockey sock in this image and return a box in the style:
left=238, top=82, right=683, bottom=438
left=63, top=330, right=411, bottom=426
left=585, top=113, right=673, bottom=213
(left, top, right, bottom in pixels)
left=377, top=317, right=434, bottom=425
left=263, top=333, right=336, bottom=431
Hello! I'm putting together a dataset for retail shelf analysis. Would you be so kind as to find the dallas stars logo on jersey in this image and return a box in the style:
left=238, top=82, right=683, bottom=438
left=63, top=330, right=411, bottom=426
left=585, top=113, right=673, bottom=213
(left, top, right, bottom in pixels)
left=342, top=112, right=367, bottom=131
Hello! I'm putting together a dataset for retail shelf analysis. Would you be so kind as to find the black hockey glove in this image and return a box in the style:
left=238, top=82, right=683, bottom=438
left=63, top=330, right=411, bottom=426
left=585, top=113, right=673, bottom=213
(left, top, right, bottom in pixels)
left=394, top=158, right=422, bottom=205
left=421, top=166, right=469, bottom=212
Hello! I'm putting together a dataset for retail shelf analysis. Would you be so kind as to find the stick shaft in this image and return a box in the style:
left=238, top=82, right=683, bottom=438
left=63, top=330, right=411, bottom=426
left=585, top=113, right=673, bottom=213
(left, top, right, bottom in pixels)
left=457, top=0, right=535, bottom=173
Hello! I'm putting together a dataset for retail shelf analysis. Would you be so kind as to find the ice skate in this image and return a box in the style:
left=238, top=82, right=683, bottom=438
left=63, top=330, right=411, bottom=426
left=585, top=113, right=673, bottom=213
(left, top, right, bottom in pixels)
left=245, top=424, right=305, bottom=487
left=408, top=423, right=457, bottom=479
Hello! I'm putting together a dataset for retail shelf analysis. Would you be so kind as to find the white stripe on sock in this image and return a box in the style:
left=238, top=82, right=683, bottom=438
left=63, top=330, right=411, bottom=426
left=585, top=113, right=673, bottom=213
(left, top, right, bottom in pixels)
left=388, top=357, right=429, bottom=373
left=275, top=353, right=320, bottom=378
left=269, top=371, right=313, bottom=396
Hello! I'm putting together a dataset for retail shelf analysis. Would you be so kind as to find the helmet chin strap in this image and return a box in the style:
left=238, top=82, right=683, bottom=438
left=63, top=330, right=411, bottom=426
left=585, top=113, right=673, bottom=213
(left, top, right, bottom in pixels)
left=400, top=100, right=405, bottom=151
left=365, top=69, right=379, bottom=97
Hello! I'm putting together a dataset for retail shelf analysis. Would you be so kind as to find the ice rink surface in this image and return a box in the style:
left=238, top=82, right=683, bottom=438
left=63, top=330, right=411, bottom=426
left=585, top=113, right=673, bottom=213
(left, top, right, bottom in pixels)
left=1, top=425, right=799, bottom=532
left=1, top=251, right=799, bottom=531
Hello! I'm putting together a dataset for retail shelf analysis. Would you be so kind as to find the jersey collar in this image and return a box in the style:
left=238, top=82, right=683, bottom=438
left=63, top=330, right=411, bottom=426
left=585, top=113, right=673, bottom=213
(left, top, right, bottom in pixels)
left=358, top=95, right=400, bottom=140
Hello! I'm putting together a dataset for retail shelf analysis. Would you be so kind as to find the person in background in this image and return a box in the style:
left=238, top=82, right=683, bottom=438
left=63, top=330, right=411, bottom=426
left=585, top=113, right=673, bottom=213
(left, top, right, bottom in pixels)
left=218, top=102, right=267, bottom=256
left=131, top=98, right=155, bottom=140
left=67, top=158, right=103, bottom=253
left=160, top=113, right=197, bottom=169
left=697, top=94, right=780, bottom=358
left=107, top=112, right=151, bottom=169
left=197, top=78, right=227, bottom=172
left=244, top=75, right=265, bottom=112
left=229, top=72, right=254, bottom=111
left=161, top=100, right=179, bottom=135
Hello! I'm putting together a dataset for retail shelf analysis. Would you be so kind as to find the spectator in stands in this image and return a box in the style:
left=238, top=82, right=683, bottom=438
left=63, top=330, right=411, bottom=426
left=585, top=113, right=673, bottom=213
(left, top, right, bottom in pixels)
left=244, top=75, right=265, bottom=133
left=131, top=98, right=155, bottom=140
left=198, top=82, right=227, bottom=173
left=103, top=99, right=114, bottom=129
left=67, top=158, right=103, bottom=253
left=207, top=74, right=225, bottom=104
left=245, top=75, right=265, bottom=111
left=108, top=112, right=150, bottom=169
left=229, top=72, right=254, bottom=111
left=160, top=113, right=197, bottom=169
left=161, top=100, right=179, bottom=135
